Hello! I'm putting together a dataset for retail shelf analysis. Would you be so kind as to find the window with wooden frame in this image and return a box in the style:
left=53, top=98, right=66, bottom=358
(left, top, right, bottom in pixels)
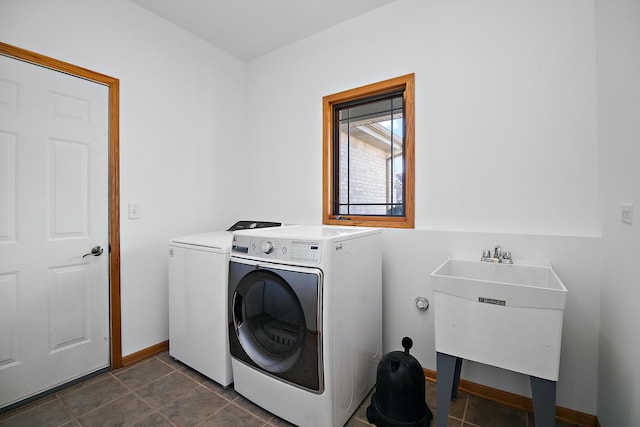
left=323, top=73, right=414, bottom=228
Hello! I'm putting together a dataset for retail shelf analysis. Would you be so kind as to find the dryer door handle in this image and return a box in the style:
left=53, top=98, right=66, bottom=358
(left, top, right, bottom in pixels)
left=232, top=292, right=243, bottom=329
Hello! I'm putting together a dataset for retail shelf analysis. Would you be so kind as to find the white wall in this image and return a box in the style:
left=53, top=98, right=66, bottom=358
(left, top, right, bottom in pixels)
left=595, top=0, right=640, bottom=425
left=245, top=0, right=599, bottom=236
left=244, top=0, right=600, bottom=414
left=0, top=0, right=247, bottom=355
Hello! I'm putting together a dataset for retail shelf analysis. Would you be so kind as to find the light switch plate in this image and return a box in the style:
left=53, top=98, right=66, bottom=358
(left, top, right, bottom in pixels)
left=128, top=202, right=140, bottom=220
left=621, top=204, right=633, bottom=225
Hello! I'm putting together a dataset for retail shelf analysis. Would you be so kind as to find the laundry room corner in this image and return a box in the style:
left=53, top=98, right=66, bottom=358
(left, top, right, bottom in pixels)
left=5, top=0, right=636, bottom=424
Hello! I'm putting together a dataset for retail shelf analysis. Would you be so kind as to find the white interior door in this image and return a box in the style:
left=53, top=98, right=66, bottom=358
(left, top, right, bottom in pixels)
left=0, top=55, right=110, bottom=409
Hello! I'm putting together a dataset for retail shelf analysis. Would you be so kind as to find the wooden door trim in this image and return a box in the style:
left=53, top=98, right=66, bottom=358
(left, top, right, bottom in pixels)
left=0, top=42, right=123, bottom=369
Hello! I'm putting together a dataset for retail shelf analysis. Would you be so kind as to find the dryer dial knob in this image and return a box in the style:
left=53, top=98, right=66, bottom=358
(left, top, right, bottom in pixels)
left=262, top=241, right=274, bottom=254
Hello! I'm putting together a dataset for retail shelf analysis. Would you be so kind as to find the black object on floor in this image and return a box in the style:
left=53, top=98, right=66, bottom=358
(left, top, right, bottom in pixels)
left=367, top=337, right=433, bottom=427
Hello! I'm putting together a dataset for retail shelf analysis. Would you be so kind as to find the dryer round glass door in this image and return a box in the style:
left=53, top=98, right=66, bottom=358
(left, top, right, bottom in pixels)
left=229, top=259, right=324, bottom=393
left=229, top=262, right=323, bottom=392
left=232, top=270, right=306, bottom=373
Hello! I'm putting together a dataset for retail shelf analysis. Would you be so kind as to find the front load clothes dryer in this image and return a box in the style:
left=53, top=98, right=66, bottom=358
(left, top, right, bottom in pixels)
left=228, top=225, right=382, bottom=427
left=229, top=260, right=323, bottom=392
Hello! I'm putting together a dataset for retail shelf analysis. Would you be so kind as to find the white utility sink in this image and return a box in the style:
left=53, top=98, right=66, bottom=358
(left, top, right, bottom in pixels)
left=430, top=258, right=568, bottom=381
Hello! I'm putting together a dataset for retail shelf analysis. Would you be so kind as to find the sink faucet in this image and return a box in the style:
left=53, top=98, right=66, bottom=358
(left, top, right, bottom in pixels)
left=481, top=245, right=513, bottom=264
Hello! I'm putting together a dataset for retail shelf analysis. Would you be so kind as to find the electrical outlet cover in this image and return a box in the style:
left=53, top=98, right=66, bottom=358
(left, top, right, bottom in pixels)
left=621, top=204, right=633, bottom=225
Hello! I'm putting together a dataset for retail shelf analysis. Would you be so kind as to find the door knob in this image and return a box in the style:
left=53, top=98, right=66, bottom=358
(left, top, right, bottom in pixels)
left=83, top=246, right=104, bottom=258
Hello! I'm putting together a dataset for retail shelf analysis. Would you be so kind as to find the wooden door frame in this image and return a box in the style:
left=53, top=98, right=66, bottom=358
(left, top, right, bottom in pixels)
left=0, top=42, right=123, bottom=369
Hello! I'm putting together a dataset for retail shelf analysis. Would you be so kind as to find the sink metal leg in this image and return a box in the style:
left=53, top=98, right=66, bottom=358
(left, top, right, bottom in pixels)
left=436, top=352, right=463, bottom=427
left=530, top=376, right=557, bottom=427
left=451, top=356, right=463, bottom=401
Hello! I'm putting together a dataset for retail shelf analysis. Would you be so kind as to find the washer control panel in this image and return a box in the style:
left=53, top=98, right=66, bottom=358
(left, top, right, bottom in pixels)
left=232, top=235, right=322, bottom=263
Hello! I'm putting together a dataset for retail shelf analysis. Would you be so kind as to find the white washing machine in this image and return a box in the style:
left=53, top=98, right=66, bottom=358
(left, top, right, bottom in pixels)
left=168, top=221, right=280, bottom=387
left=228, top=225, right=382, bottom=427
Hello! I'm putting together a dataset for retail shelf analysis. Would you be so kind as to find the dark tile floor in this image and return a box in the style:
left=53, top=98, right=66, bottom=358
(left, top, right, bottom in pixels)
left=0, top=351, right=574, bottom=427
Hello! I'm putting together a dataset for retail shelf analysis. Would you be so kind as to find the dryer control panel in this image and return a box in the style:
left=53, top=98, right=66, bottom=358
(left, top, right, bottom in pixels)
left=232, top=235, right=322, bottom=263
